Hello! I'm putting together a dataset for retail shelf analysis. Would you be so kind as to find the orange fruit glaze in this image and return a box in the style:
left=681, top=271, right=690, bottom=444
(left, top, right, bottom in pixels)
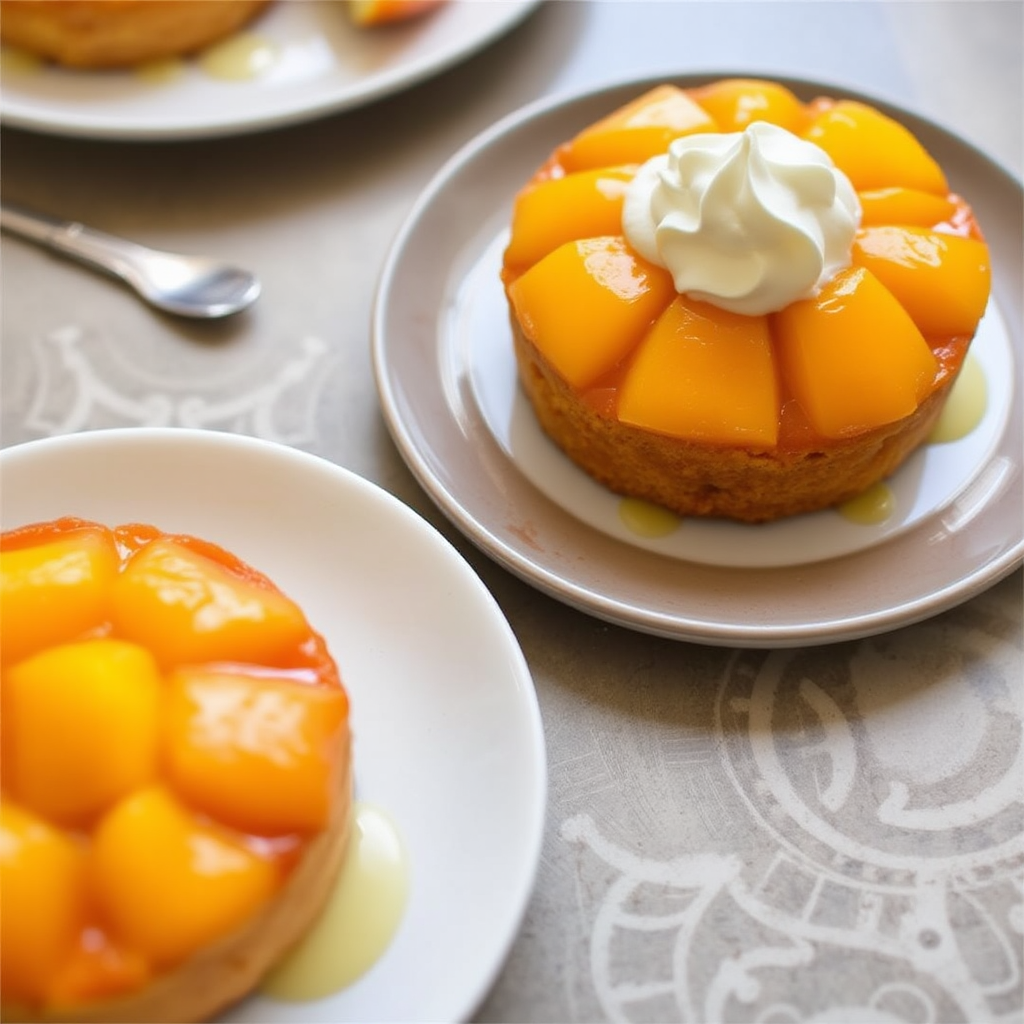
left=501, top=79, right=992, bottom=447
left=0, top=517, right=349, bottom=1013
left=347, top=0, right=447, bottom=27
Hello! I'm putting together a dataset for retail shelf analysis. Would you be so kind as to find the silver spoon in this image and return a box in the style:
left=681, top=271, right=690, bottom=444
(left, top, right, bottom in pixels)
left=0, top=202, right=261, bottom=319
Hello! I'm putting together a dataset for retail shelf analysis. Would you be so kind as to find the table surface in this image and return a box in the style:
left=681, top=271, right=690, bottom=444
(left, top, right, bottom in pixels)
left=2, top=3, right=1022, bottom=1022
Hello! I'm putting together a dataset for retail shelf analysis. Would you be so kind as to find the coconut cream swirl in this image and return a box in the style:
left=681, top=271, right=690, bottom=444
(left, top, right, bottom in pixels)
left=621, top=121, right=861, bottom=316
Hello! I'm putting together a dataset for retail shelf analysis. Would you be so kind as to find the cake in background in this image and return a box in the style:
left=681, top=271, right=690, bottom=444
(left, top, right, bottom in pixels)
left=0, top=0, right=274, bottom=68
left=0, top=0, right=448, bottom=68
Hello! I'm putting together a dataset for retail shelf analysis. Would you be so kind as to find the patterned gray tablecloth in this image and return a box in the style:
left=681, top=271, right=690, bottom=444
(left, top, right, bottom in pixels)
left=2, top=3, right=1021, bottom=1022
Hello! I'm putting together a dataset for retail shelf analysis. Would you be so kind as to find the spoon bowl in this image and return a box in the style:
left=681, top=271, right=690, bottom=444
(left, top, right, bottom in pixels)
left=123, top=248, right=262, bottom=319
left=0, top=202, right=261, bottom=319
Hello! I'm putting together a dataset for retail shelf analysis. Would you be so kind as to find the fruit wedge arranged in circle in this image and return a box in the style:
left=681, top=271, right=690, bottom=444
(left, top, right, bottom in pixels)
left=503, top=79, right=991, bottom=445
left=0, top=517, right=349, bottom=1015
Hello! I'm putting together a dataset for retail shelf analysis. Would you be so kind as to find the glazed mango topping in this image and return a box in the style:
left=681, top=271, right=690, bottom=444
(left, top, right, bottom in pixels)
left=164, top=666, right=348, bottom=836
left=559, top=84, right=717, bottom=171
left=4, top=639, right=163, bottom=828
left=618, top=297, right=779, bottom=446
left=503, top=79, right=991, bottom=444
left=0, top=527, right=119, bottom=667
left=110, top=535, right=312, bottom=669
left=348, top=0, right=447, bottom=27
left=90, top=786, right=280, bottom=968
left=0, top=518, right=349, bottom=1012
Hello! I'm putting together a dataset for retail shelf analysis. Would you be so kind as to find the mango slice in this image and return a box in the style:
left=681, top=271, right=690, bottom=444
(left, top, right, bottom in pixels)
left=802, top=100, right=948, bottom=195
left=507, top=236, right=675, bottom=390
left=90, top=787, right=279, bottom=967
left=0, top=803, right=88, bottom=1005
left=774, top=266, right=938, bottom=438
left=0, top=523, right=119, bottom=668
left=857, top=187, right=958, bottom=229
left=3, top=639, right=162, bottom=827
left=348, top=0, right=446, bottom=27
left=561, top=84, right=716, bottom=172
left=618, top=296, right=779, bottom=446
left=164, top=668, right=349, bottom=835
left=0, top=517, right=348, bottom=1011
left=852, top=226, right=991, bottom=337
left=504, top=165, right=636, bottom=272
left=46, top=934, right=150, bottom=1012
left=690, top=77, right=807, bottom=133
left=110, top=537, right=310, bottom=669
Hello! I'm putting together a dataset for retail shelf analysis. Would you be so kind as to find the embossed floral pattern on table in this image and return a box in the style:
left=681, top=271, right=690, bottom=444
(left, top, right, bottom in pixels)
left=557, top=622, right=1022, bottom=1023
left=20, top=325, right=334, bottom=443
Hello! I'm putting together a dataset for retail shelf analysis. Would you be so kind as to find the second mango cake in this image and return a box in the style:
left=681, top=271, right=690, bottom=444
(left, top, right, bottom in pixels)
left=501, top=79, right=992, bottom=523
left=0, top=517, right=352, bottom=1024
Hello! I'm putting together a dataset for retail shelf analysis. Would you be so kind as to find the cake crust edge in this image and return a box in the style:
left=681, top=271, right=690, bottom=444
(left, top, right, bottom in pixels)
left=511, top=316, right=955, bottom=524
left=0, top=0, right=274, bottom=68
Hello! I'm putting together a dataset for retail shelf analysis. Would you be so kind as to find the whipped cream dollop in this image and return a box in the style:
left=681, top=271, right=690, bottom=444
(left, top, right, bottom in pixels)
left=621, top=121, right=861, bottom=316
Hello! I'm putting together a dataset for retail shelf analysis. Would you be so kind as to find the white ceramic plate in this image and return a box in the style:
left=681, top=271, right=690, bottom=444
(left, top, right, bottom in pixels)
left=0, top=428, right=547, bottom=1023
left=0, top=0, right=540, bottom=140
left=372, top=73, right=1024, bottom=648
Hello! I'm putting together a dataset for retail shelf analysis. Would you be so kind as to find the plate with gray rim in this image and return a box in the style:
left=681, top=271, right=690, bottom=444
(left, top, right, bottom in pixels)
left=0, top=0, right=540, bottom=140
left=372, top=73, right=1023, bottom=648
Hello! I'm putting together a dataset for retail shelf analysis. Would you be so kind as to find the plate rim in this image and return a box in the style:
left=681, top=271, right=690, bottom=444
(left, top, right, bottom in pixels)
left=0, top=426, right=548, bottom=1022
left=371, top=71, right=1024, bottom=648
left=0, top=0, right=542, bottom=141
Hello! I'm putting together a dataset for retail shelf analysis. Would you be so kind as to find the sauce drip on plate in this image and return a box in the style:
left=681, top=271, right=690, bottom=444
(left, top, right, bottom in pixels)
left=929, top=354, right=987, bottom=444
left=618, top=497, right=680, bottom=538
left=262, top=802, right=410, bottom=1001
left=135, top=57, right=185, bottom=84
left=197, top=33, right=278, bottom=81
left=838, top=481, right=896, bottom=525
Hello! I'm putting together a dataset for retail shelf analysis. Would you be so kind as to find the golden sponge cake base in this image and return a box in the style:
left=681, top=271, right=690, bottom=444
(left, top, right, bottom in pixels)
left=513, top=319, right=953, bottom=524
left=0, top=0, right=273, bottom=68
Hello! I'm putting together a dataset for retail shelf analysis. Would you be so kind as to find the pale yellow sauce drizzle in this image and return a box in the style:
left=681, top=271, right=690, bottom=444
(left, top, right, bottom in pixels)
left=261, top=802, right=409, bottom=1001
left=618, top=497, right=681, bottom=538
left=198, top=33, right=278, bottom=81
left=2, top=31, right=278, bottom=81
left=134, top=57, right=185, bottom=84
left=928, top=354, right=987, bottom=443
left=833, top=353, right=988, bottom=527
left=839, top=481, right=896, bottom=525
left=0, top=46, right=42, bottom=74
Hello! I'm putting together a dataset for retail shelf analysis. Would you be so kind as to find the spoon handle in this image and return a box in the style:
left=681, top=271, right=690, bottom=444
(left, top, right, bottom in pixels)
left=0, top=201, right=149, bottom=288
left=2, top=201, right=260, bottom=319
